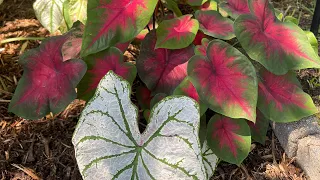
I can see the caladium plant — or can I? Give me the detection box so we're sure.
[10,0,320,177]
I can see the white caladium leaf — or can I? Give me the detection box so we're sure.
[202,141,219,178]
[73,71,217,179]
[69,0,87,24]
[33,0,65,33]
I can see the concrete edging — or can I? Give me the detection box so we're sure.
[272,115,320,180]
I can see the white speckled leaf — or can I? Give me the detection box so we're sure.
[202,141,219,178]
[69,0,87,24]
[72,71,216,180]
[33,0,65,33]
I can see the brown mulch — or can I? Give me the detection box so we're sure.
[0,0,318,179]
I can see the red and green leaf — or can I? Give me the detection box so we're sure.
[81,0,158,57]
[207,114,251,165]
[187,0,207,6]
[247,110,269,144]
[234,0,320,75]
[188,40,257,121]
[257,68,318,122]
[156,14,199,49]
[220,0,250,19]
[136,86,152,109]
[137,31,195,95]
[195,10,235,40]
[77,47,136,101]
[195,38,210,56]
[9,35,87,120]
[173,77,208,115]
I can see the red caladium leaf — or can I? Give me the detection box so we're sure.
[156,14,199,49]
[9,36,87,120]
[195,38,210,56]
[137,31,195,95]
[136,86,152,109]
[234,0,320,75]
[257,68,317,122]
[195,10,235,40]
[81,0,158,57]
[247,110,269,144]
[77,47,136,101]
[220,0,250,19]
[173,77,208,115]
[187,0,207,6]
[188,40,258,121]
[207,114,251,165]
[193,31,209,45]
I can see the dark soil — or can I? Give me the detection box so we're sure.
[0,0,319,179]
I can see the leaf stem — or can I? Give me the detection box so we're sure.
[0,37,45,45]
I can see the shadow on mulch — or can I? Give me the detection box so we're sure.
[0,0,317,179]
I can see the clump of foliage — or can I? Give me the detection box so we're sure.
[8,0,320,179]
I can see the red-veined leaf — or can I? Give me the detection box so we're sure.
[220,0,250,19]
[234,0,320,75]
[247,110,269,144]
[9,36,87,120]
[207,114,251,165]
[187,0,207,6]
[195,38,210,56]
[150,93,167,108]
[193,30,209,45]
[173,77,208,115]
[257,68,317,122]
[81,0,158,57]
[188,40,257,121]
[137,31,195,95]
[156,14,199,49]
[195,10,235,40]
[77,47,136,101]
[136,86,152,109]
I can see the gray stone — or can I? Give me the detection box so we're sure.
[272,115,320,180]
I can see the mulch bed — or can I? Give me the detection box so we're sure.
[0,0,318,179]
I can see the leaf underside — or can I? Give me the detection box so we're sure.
[72,71,217,179]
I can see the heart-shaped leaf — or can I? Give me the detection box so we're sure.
[220,0,250,19]
[33,0,65,33]
[69,0,87,24]
[234,0,320,75]
[173,77,208,115]
[247,110,269,144]
[195,38,210,56]
[156,15,199,49]
[150,93,167,108]
[207,114,251,165]
[202,140,219,178]
[137,31,195,95]
[257,69,318,122]
[9,35,87,120]
[77,47,136,101]
[165,0,183,17]
[195,10,235,40]
[72,71,217,179]
[81,0,158,57]
[188,40,258,122]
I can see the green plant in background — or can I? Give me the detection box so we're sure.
[7,0,320,179]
